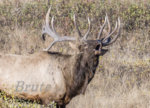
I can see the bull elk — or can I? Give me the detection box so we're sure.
[0,7,120,108]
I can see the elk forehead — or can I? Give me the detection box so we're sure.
[82,40,102,48]
[85,40,102,44]
[78,40,101,54]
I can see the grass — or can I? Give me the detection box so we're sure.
[0,0,150,108]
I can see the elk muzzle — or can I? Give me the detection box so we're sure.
[94,40,102,55]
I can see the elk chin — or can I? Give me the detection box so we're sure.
[94,50,101,55]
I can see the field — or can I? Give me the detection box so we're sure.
[0,0,150,108]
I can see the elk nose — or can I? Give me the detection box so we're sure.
[95,41,102,55]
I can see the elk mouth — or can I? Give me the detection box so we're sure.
[95,50,101,55]
[94,42,102,55]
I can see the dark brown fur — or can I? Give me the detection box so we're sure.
[49,40,106,106]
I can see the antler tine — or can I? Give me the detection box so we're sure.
[45,7,51,27]
[42,7,76,51]
[42,6,58,39]
[83,17,91,40]
[106,13,112,34]
[51,16,57,34]
[102,21,118,42]
[102,17,121,45]
[97,15,107,39]
[74,14,82,37]
[107,18,121,44]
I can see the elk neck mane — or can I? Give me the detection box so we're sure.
[45,51,99,103]
[71,53,99,95]
[52,51,99,103]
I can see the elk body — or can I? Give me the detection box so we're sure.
[0,7,120,108]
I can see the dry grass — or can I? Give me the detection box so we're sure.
[0,0,150,108]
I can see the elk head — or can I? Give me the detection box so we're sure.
[42,7,121,56]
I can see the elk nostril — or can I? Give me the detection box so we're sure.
[95,45,100,50]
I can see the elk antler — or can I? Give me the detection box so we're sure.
[73,15,82,37]
[42,7,76,51]
[97,14,107,39]
[73,15,91,41]
[102,18,121,45]
[97,14,121,46]
[42,7,120,51]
